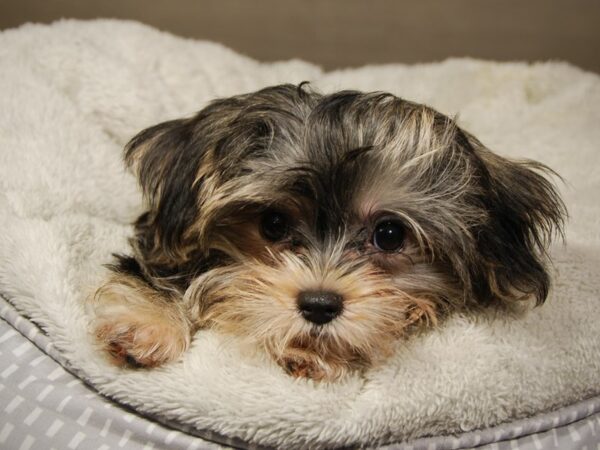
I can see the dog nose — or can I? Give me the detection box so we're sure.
[297,291,343,325]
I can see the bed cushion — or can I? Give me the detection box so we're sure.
[0,19,599,449]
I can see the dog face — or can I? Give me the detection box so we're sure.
[119,84,565,379]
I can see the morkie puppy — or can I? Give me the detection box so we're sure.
[90,83,566,381]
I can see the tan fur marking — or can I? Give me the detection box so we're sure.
[186,247,438,381]
[90,275,191,368]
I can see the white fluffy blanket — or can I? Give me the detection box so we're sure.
[1,19,599,449]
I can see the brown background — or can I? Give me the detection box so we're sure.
[2,0,599,74]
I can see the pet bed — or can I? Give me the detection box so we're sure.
[1,19,599,450]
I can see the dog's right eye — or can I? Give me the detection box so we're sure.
[260,210,290,242]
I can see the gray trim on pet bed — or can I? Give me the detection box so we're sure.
[2,294,599,450]
[382,399,600,450]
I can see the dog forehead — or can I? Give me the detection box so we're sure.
[209,87,468,225]
[240,145,386,234]
[230,146,384,222]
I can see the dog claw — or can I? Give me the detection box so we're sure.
[280,353,329,381]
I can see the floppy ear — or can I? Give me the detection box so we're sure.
[124,92,278,265]
[123,86,310,266]
[464,133,567,305]
[124,116,208,263]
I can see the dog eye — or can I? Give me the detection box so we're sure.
[260,210,290,242]
[372,220,405,252]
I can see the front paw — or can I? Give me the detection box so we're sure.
[278,351,341,381]
[93,311,190,368]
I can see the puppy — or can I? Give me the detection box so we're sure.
[91,83,565,381]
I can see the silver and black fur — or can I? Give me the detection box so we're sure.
[90,83,566,380]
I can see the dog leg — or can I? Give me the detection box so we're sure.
[90,274,191,368]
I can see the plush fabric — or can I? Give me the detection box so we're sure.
[0,19,598,449]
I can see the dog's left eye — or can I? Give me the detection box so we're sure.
[372,220,405,252]
[260,210,290,242]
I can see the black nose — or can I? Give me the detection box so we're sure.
[297,291,343,325]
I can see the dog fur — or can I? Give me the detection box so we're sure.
[90,83,566,381]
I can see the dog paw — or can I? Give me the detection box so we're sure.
[279,351,336,381]
[93,313,190,368]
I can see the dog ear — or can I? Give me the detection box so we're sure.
[462,132,567,305]
[124,112,217,263]
[125,97,246,266]
[123,86,310,266]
